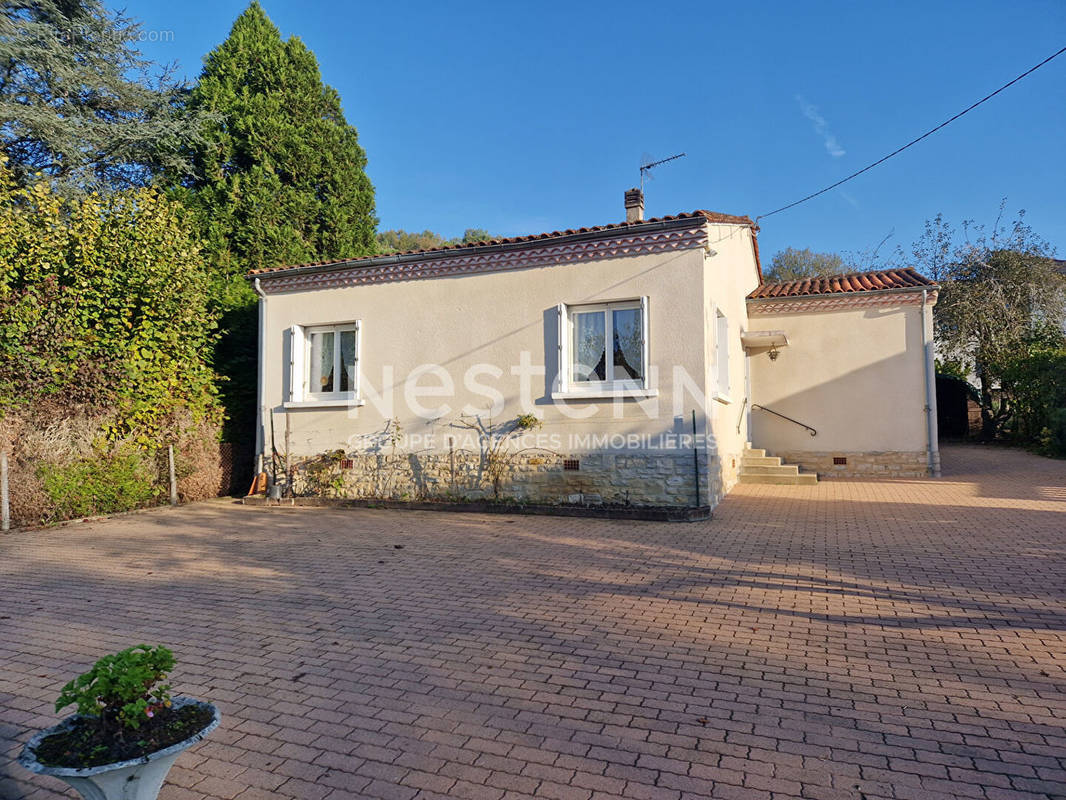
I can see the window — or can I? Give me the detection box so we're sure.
[555,298,652,397]
[288,321,362,406]
[715,309,730,401]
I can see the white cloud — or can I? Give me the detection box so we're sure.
[796,95,846,158]
[839,190,859,208]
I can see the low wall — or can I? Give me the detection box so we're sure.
[289,449,709,508]
[777,450,929,478]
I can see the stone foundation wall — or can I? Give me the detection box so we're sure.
[290,449,710,508]
[778,450,930,478]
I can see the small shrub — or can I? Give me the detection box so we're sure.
[515,413,540,431]
[1045,408,1066,457]
[56,645,174,732]
[36,645,215,768]
[1001,346,1066,446]
[301,449,347,497]
[39,446,157,519]
[4,411,108,525]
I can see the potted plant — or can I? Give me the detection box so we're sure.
[18,644,220,800]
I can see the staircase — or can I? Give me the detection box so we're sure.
[739,445,818,485]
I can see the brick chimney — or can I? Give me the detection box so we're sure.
[624,188,644,223]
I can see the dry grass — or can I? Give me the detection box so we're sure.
[172,414,223,502]
[1,407,223,527]
[4,412,108,526]
[16,414,103,465]
[7,465,50,527]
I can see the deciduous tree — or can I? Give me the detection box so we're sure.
[913,207,1066,439]
[376,229,450,254]
[376,227,496,254]
[765,247,849,282]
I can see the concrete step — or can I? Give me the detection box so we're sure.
[740,464,800,477]
[740,456,783,467]
[739,446,818,485]
[738,472,819,486]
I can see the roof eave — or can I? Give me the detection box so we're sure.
[746,284,939,302]
[249,215,719,282]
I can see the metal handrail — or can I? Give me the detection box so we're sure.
[752,404,817,437]
[736,397,748,435]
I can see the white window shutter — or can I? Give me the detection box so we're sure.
[289,324,305,402]
[556,303,568,393]
[640,295,649,388]
[354,319,362,399]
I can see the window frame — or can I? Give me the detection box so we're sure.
[553,297,655,400]
[286,320,363,408]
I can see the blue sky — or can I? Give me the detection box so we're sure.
[123,0,1066,263]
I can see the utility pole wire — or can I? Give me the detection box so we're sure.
[756,44,1066,224]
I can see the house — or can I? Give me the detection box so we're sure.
[248,189,940,510]
[746,269,940,478]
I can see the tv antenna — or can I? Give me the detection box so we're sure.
[640,152,686,192]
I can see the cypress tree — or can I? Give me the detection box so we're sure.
[176,2,377,442]
[177,1,376,297]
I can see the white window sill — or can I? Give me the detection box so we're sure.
[284,398,365,409]
[713,392,733,405]
[552,389,659,401]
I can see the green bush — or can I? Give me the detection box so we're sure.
[1001,346,1066,447]
[1045,408,1066,458]
[39,447,158,519]
[0,163,221,444]
[56,645,174,731]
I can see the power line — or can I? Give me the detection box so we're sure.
[756,44,1066,224]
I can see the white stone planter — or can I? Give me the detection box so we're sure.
[18,696,220,800]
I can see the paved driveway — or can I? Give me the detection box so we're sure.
[1,445,1064,800]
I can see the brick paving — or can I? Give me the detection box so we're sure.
[1,444,1064,800]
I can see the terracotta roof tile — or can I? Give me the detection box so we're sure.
[247,210,757,277]
[747,267,936,299]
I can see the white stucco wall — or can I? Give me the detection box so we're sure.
[747,297,932,456]
[262,248,701,452]
[702,225,761,502]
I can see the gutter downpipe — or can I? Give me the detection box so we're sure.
[253,278,267,478]
[921,289,941,477]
